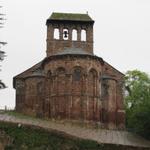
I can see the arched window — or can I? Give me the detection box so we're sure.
[81,29,86,41]
[88,69,97,96]
[73,67,82,81]
[101,80,109,98]
[72,29,77,41]
[72,67,83,94]
[54,28,60,39]
[63,28,69,40]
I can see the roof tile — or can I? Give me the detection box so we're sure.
[49,12,94,22]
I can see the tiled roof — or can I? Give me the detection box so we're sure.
[13,62,43,79]
[55,48,93,56]
[48,12,94,22]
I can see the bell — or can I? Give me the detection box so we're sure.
[64,31,68,38]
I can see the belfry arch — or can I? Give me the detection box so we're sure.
[72,29,78,41]
[88,69,98,97]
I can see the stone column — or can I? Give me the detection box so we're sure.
[65,73,72,119]
[116,81,125,129]
[47,24,54,40]
[107,79,117,129]
[68,28,72,41]
[85,73,89,121]
[46,24,54,56]
[77,27,81,41]
[15,80,25,113]
[59,26,63,40]
[82,73,88,121]
[95,78,101,122]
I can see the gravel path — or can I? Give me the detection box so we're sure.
[0,113,150,148]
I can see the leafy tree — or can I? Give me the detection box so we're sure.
[125,70,150,139]
[0,5,6,89]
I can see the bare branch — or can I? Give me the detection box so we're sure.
[0,42,7,45]
[0,80,6,89]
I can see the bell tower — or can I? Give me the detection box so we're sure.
[46,12,95,56]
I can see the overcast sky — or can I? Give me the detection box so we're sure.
[0,0,150,108]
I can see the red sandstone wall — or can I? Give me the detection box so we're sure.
[15,55,125,129]
[46,23,94,56]
[43,56,102,122]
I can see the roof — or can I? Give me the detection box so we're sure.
[104,61,125,77]
[48,12,94,22]
[13,61,43,79]
[13,61,45,88]
[55,48,93,56]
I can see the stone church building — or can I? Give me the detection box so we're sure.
[13,12,125,129]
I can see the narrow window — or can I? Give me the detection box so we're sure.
[81,29,86,41]
[101,80,109,98]
[54,28,60,39]
[88,69,97,96]
[73,68,82,81]
[72,29,77,41]
[63,29,69,40]
[72,67,83,94]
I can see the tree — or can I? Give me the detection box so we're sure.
[0,5,6,89]
[125,70,150,139]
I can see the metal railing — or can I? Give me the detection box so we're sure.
[0,106,15,111]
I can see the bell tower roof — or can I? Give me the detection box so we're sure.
[47,12,94,24]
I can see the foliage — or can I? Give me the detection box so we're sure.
[125,70,150,139]
[0,6,6,89]
[0,122,147,150]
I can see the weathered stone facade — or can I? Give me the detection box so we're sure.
[13,12,125,129]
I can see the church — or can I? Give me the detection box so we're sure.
[13,12,125,129]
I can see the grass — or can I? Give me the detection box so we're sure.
[2,110,34,119]
[0,122,149,150]
[0,110,43,123]
[0,121,102,150]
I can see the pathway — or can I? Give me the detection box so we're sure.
[0,113,150,148]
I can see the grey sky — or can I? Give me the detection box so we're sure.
[0,0,150,108]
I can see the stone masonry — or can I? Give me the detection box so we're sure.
[13,12,125,130]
